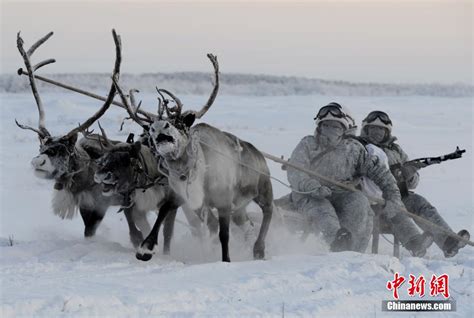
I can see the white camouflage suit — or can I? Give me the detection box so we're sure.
[287,131,406,252]
[362,133,455,251]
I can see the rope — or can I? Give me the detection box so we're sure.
[27,72,471,246]
[381,234,395,245]
[261,151,474,247]
[198,139,319,195]
[197,139,473,247]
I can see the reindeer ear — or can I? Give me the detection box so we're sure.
[130,141,142,158]
[126,133,135,144]
[39,135,50,145]
[182,112,196,128]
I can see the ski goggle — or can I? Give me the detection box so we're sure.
[314,103,345,120]
[363,111,392,126]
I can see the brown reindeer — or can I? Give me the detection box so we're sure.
[14,30,150,246]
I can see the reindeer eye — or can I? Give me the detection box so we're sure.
[46,149,56,156]
[164,123,170,129]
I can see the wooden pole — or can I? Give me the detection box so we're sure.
[17,69,155,118]
[16,70,473,247]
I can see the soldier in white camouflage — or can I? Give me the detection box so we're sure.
[286,102,433,255]
[359,110,470,257]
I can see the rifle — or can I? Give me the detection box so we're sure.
[390,147,466,196]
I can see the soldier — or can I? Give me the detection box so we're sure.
[286,102,433,255]
[359,110,470,257]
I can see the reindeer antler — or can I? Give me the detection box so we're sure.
[113,78,155,130]
[97,121,114,150]
[64,29,122,139]
[15,31,55,140]
[155,88,173,119]
[156,88,184,119]
[194,54,219,119]
[157,97,165,119]
[154,54,219,121]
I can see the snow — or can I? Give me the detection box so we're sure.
[0,92,473,317]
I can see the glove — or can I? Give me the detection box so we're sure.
[312,185,332,199]
[401,164,419,180]
[301,179,332,198]
[383,199,404,219]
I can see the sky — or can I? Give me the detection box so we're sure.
[0,0,472,85]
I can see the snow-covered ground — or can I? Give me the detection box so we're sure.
[0,92,472,317]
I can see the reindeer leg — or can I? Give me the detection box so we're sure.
[123,208,144,249]
[162,208,177,255]
[218,208,231,262]
[182,205,206,238]
[133,209,151,237]
[136,200,176,261]
[253,179,274,260]
[253,203,272,259]
[207,209,219,236]
[80,208,105,238]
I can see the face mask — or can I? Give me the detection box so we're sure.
[366,126,387,144]
[317,121,345,147]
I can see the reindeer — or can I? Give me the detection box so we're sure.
[98,86,219,259]
[14,30,150,246]
[93,129,252,259]
[92,122,183,256]
[115,54,273,262]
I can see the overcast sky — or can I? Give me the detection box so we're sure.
[1,0,472,84]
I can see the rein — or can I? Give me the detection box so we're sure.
[116,150,166,213]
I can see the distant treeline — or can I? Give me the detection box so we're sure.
[1,72,472,97]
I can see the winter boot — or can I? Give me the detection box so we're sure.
[443,229,470,258]
[405,232,434,257]
[330,228,352,252]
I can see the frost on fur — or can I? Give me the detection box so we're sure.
[52,189,78,219]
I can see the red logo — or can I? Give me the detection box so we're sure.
[386,272,405,300]
[407,274,426,297]
[429,274,450,298]
[387,273,450,300]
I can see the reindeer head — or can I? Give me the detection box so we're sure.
[15,30,122,183]
[114,54,219,161]
[94,141,142,196]
[149,111,196,160]
[31,134,78,179]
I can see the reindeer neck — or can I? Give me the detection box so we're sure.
[131,147,162,190]
[164,137,202,183]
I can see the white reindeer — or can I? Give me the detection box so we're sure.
[115,55,274,262]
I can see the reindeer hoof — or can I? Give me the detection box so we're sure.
[253,246,265,260]
[136,244,155,262]
[84,228,96,238]
[136,252,153,261]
